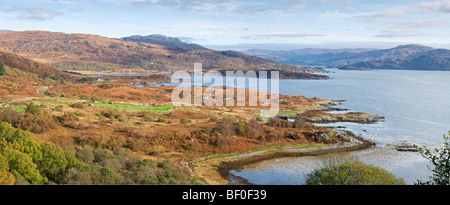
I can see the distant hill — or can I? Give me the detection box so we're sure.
[0,31,326,77]
[244,44,450,71]
[340,48,450,71]
[121,34,207,51]
[243,48,377,66]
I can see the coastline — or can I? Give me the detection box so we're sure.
[191,130,375,185]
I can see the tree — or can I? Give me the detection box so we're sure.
[1,147,47,184]
[39,143,70,183]
[0,60,6,76]
[305,159,405,185]
[0,154,15,185]
[25,103,43,116]
[415,132,450,185]
[0,122,43,163]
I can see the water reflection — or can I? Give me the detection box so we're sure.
[232,147,431,185]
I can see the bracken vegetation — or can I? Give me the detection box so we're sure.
[0,121,194,185]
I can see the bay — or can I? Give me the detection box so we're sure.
[231,69,450,185]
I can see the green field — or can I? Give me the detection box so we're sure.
[11,106,25,112]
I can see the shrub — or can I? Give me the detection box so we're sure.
[71,103,84,109]
[0,108,23,127]
[180,117,191,125]
[100,110,120,119]
[244,119,263,138]
[235,121,245,135]
[215,117,236,137]
[80,95,90,100]
[156,117,167,123]
[140,112,154,122]
[57,112,79,125]
[305,159,405,185]
[98,84,114,89]
[268,118,292,128]
[25,103,43,116]
[293,118,308,128]
[17,113,56,134]
[212,135,228,148]
[91,96,103,102]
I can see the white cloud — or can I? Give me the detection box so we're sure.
[242,33,325,39]
[391,19,448,29]
[420,0,450,13]
[373,29,431,38]
[354,10,407,22]
[8,7,63,20]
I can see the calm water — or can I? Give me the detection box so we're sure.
[231,69,450,185]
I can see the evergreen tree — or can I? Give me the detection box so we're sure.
[0,60,6,76]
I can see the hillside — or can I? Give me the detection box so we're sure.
[121,34,207,51]
[0,49,73,77]
[0,31,325,76]
[244,44,437,67]
[340,52,450,71]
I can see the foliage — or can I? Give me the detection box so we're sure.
[0,171,15,185]
[305,158,405,185]
[0,120,194,185]
[0,60,6,76]
[415,132,450,185]
[0,108,23,127]
[25,103,43,116]
[17,113,56,134]
[71,103,85,109]
[39,143,79,183]
[180,117,191,124]
[0,143,47,185]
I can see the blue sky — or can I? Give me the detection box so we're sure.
[1,0,450,50]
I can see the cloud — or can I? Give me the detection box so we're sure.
[176,36,205,43]
[354,10,407,22]
[420,0,450,13]
[8,7,62,20]
[242,33,325,39]
[391,19,448,29]
[129,0,235,11]
[285,0,330,5]
[129,0,290,15]
[373,29,431,38]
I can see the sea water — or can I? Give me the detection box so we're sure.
[231,69,450,185]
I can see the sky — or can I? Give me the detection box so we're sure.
[1,0,450,50]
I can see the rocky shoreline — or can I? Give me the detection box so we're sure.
[300,113,385,124]
[192,129,375,185]
[191,99,383,185]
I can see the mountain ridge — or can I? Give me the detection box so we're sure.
[244,44,450,71]
[0,30,327,78]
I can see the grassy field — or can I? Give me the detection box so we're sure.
[11,106,25,112]
[279,109,303,116]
